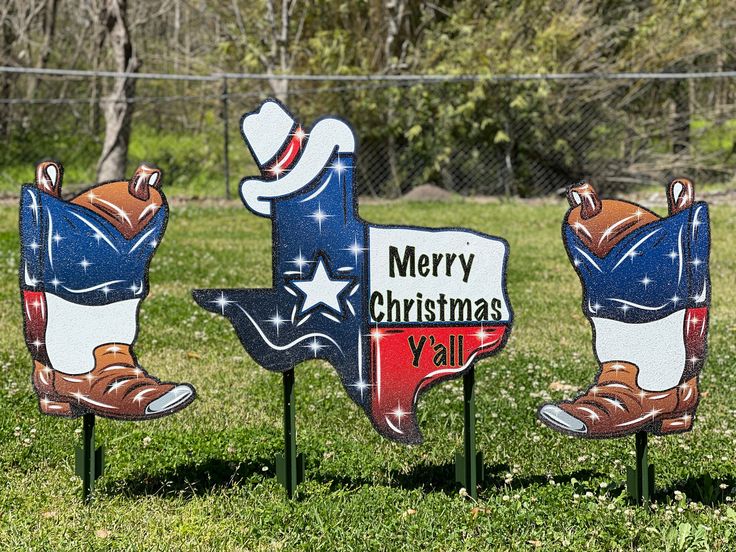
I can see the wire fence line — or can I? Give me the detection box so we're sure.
[1,66,735,198]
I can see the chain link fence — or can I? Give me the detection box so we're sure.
[1,68,735,198]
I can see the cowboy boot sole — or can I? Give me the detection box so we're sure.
[33,384,196,421]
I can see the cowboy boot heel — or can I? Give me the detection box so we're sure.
[32,362,82,417]
[37,395,80,417]
[653,410,695,434]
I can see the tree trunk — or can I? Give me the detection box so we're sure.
[672,80,690,155]
[96,0,140,183]
[268,77,289,103]
[25,0,58,99]
[0,9,17,138]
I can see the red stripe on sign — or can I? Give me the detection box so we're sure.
[369,324,507,441]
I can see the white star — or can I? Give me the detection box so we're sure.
[671,294,681,306]
[691,258,702,268]
[573,258,581,267]
[309,203,333,233]
[211,292,233,315]
[592,302,602,312]
[667,250,678,262]
[52,232,63,245]
[639,275,652,289]
[50,277,61,290]
[92,230,104,244]
[689,355,700,364]
[293,257,351,316]
[618,303,631,315]
[27,241,39,251]
[32,339,44,350]
[150,239,158,248]
[102,285,112,297]
[79,258,91,272]
[265,308,286,336]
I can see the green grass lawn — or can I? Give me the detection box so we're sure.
[1,198,735,550]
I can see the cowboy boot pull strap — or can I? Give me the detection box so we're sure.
[567,180,602,219]
[128,164,162,201]
[667,177,695,215]
[35,160,63,197]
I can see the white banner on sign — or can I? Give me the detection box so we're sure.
[368,226,510,324]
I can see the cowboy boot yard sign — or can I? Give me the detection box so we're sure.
[535,179,710,503]
[20,162,196,419]
[194,100,513,445]
[538,179,710,438]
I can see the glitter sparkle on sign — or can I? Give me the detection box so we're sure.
[639,275,652,289]
[331,158,346,174]
[343,238,366,265]
[305,337,325,357]
[266,308,286,336]
[293,126,307,142]
[79,257,91,272]
[350,379,370,400]
[390,403,407,428]
[309,203,332,233]
[211,292,233,315]
[289,249,312,277]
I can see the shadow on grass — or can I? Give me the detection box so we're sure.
[111,457,606,499]
[655,473,736,506]
[110,456,275,498]
[313,463,603,496]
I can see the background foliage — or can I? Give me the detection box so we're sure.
[1,0,736,196]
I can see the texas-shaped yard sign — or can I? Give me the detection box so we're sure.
[194,100,512,444]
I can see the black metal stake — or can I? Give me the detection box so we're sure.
[455,367,483,499]
[627,431,654,505]
[221,76,231,200]
[275,369,304,498]
[75,413,104,503]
